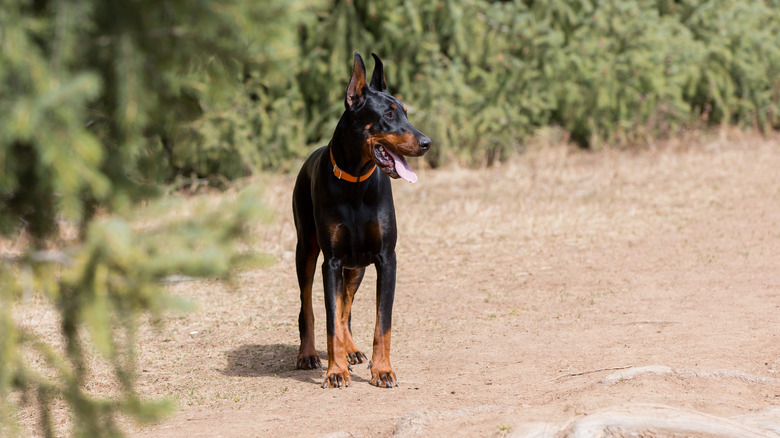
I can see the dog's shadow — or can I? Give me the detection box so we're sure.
[220,343,370,385]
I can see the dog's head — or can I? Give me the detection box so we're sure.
[345,52,431,183]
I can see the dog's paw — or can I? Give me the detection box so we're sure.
[296,354,321,370]
[321,366,351,388]
[369,364,397,388]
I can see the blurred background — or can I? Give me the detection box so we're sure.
[4,0,780,200]
[155,0,780,176]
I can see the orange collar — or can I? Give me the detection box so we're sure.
[330,148,376,183]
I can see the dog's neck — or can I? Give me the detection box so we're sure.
[329,112,374,178]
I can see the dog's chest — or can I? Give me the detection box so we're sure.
[338,212,380,257]
[324,202,393,268]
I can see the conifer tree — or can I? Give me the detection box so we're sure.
[0,0,300,436]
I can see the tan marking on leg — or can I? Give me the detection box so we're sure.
[342,269,367,365]
[324,297,352,388]
[370,327,395,388]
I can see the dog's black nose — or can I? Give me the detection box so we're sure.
[418,136,431,152]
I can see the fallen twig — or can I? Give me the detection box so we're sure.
[612,320,681,325]
[548,365,633,382]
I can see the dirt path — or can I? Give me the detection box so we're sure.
[131,132,780,437]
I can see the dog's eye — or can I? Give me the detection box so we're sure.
[384,111,394,120]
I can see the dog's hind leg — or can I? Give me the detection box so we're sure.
[293,174,321,370]
[295,233,320,369]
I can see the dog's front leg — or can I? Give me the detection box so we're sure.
[370,251,397,388]
[321,258,352,388]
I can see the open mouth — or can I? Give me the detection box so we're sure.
[373,144,418,183]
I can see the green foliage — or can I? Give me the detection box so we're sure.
[0,0,278,436]
[69,0,778,175]
[1,188,269,437]
[292,0,780,155]
[682,1,780,132]
[166,1,315,178]
[542,1,700,147]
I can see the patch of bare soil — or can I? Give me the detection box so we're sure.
[15,131,780,437]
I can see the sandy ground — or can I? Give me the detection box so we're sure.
[13,131,780,436]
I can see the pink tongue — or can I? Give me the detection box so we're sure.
[385,148,418,183]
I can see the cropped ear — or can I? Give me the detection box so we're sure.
[369,53,387,91]
[345,52,368,109]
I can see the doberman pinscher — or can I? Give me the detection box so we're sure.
[292,52,431,388]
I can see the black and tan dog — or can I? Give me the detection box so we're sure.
[292,52,431,388]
